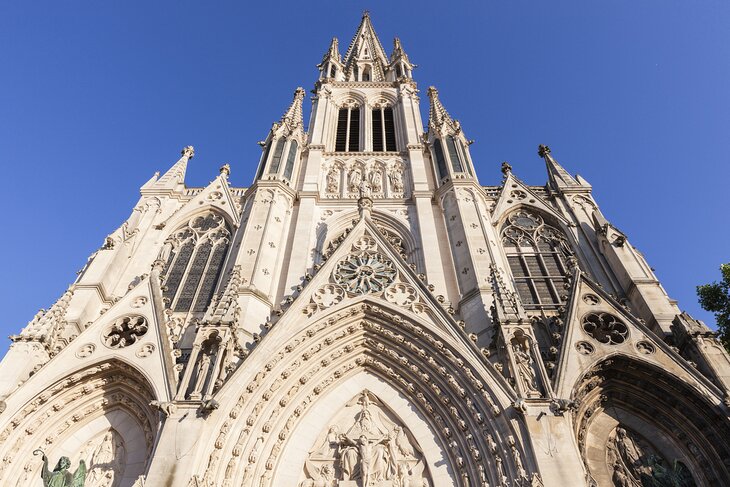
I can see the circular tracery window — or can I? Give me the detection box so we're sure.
[334,252,396,295]
[103,315,149,349]
[582,312,628,345]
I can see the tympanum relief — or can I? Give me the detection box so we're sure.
[300,390,431,487]
[607,426,695,487]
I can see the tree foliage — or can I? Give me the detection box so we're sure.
[697,263,730,353]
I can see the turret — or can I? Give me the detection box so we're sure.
[426,87,475,184]
[317,37,344,81]
[388,37,415,81]
[254,87,306,185]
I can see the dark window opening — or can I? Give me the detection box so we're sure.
[269,138,286,174]
[446,136,464,173]
[434,139,448,181]
[283,140,298,180]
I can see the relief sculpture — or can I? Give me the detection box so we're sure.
[300,390,431,487]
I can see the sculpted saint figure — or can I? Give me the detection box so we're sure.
[35,449,86,487]
[512,343,538,393]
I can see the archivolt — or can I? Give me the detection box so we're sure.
[196,301,533,487]
[572,355,730,485]
[0,359,158,484]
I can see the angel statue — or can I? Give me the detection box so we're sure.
[34,449,86,487]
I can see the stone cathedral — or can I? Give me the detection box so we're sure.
[2,12,730,487]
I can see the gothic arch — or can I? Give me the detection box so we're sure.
[0,359,158,486]
[332,90,367,108]
[572,355,730,486]
[194,299,534,487]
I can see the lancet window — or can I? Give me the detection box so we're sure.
[445,136,464,173]
[335,105,361,152]
[501,210,572,310]
[268,138,287,174]
[433,139,448,181]
[160,212,231,313]
[283,140,298,180]
[372,106,397,152]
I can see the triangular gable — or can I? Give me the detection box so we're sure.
[165,174,241,230]
[272,216,468,344]
[552,273,723,400]
[491,173,571,228]
[16,273,176,402]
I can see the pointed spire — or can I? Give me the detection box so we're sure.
[537,145,580,189]
[391,37,409,63]
[427,87,460,134]
[319,37,341,67]
[279,87,305,133]
[156,146,194,187]
[343,11,389,81]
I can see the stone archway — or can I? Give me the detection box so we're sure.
[0,360,158,487]
[279,372,451,487]
[196,302,533,487]
[572,356,730,486]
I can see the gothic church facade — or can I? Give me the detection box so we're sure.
[1,13,729,487]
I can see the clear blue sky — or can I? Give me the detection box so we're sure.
[1,1,728,356]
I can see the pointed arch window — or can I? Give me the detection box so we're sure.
[160,212,231,313]
[501,210,572,310]
[268,138,286,174]
[371,106,396,152]
[362,66,371,81]
[335,106,360,152]
[445,136,464,173]
[283,140,298,180]
[433,139,448,181]
[329,65,336,78]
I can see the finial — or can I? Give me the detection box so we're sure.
[181,146,195,159]
[538,144,551,158]
[427,86,438,98]
[362,10,370,18]
[219,164,231,177]
[501,162,512,176]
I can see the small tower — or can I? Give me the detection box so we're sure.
[317,37,344,82]
[388,37,415,81]
[426,86,475,183]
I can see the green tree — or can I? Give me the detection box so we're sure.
[697,263,730,353]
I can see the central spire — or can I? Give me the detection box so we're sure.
[342,11,389,82]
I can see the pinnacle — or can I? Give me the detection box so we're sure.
[427,86,459,134]
[280,87,305,132]
[538,144,580,188]
[156,145,194,187]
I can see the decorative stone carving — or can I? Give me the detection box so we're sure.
[607,425,695,487]
[334,253,396,295]
[582,294,600,306]
[300,390,431,487]
[635,341,655,355]
[575,341,595,355]
[582,313,628,345]
[384,283,417,307]
[327,168,340,193]
[313,284,346,308]
[135,343,156,358]
[75,343,96,359]
[78,429,126,487]
[510,331,541,397]
[102,316,149,349]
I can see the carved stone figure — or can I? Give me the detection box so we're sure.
[512,341,538,395]
[349,167,362,192]
[369,167,383,192]
[301,390,431,486]
[35,449,86,487]
[326,168,340,193]
[388,169,404,193]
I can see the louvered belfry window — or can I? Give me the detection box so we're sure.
[335,106,360,152]
[501,210,571,310]
[161,212,231,313]
[445,136,464,173]
[372,106,397,152]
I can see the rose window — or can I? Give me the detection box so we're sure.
[582,312,628,345]
[334,252,396,295]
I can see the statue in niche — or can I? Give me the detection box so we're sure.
[34,449,86,487]
[349,167,363,193]
[369,167,383,193]
[388,170,404,194]
[607,426,696,487]
[301,390,431,487]
[189,333,221,400]
[511,334,539,396]
[327,168,340,193]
